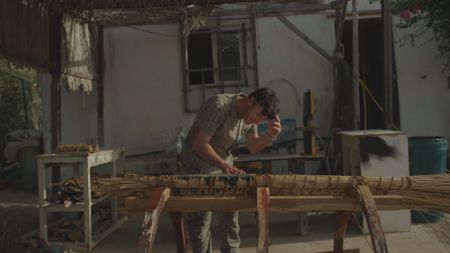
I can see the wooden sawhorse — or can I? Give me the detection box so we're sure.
[136,183,389,253]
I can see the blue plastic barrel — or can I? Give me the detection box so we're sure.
[408,136,448,223]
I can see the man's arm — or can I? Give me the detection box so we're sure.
[191,128,245,174]
[246,116,282,154]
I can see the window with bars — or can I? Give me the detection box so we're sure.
[182,18,257,112]
[185,21,252,87]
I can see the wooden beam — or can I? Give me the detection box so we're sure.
[352,185,389,253]
[333,0,348,54]
[213,4,333,17]
[382,0,394,130]
[137,187,171,253]
[123,195,407,213]
[351,0,360,130]
[257,187,270,253]
[276,13,333,63]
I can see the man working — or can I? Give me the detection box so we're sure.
[181,88,281,253]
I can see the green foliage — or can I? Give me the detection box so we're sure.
[0,59,36,83]
[0,59,39,164]
[390,0,450,70]
[368,0,450,70]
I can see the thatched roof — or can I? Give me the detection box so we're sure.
[1,0,324,70]
[22,0,321,22]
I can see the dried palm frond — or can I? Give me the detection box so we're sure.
[72,173,450,213]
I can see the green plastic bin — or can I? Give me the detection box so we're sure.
[17,146,39,191]
[408,136,448,223]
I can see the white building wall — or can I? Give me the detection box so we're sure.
[257,14,335,136]
[60,88,98,144]
[100,14,336,156]
[336,0,450,139]
[103,24,194,155]
[46,1,449,160]
[393,20,450,139]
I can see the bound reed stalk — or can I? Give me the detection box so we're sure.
[85,174,450,213]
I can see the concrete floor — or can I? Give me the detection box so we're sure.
[1,188,449,253]
[91,212,450,253]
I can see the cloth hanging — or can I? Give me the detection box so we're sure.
[60,15,98,94]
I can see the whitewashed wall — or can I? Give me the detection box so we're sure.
[336,0,450,140]
[257,14,335,136]
[46,1,450,157]
[60,88,98,144]
[100,14,336,156]
[103,24,193,155]
[393,20,450,139]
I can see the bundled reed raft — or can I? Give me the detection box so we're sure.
[80,174,450,213]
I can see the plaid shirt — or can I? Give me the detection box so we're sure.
[181,93,257,174]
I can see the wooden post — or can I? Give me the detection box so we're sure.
[169,212,188,253]
[352,185,389,253]
[256,187,270,253]
[352,0,360,130]
[333,212,352,253]
[138,187,171,253]
[82,161,93,249]
[382,0,394,130]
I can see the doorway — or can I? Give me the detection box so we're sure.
[342,18,400,130]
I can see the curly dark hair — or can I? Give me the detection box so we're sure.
[249,88,280,120]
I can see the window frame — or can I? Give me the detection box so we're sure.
[180,16,259,112]
[184,21,251,87]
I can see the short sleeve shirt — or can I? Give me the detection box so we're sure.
[181,93,257,174]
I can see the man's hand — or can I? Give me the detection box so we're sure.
[267,115,282,139]
[222,163,246,174]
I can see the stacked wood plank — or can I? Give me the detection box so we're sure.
[55,144,99,153]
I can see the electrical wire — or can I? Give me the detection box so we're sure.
[359,79,400,131]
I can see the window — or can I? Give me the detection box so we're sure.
[182,18,257,111]
[187,31,215,85]
[185,20,252,87]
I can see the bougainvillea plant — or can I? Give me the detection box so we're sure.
[373,0,450,71]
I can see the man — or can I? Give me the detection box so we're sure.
[181,88,281,253]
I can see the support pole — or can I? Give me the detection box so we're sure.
[334,0,348,54]
[382,0,394,129]
[138,187,171,253]
[352,0,360,130]
[256,187,270,253]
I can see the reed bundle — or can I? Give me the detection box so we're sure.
[81,174,450,213]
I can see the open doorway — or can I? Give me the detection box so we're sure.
[342,18,400,130]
